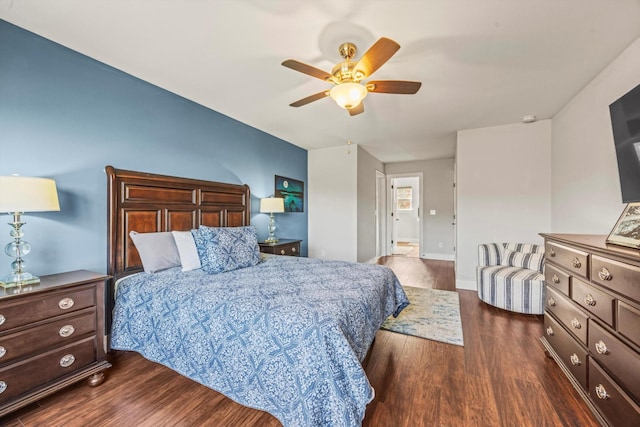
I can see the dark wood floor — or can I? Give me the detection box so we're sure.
[2,257,599,427]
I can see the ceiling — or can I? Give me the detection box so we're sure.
[2,1,640,163]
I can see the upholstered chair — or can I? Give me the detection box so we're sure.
[476,243,545,315]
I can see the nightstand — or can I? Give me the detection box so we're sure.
[258,239,302,257]
[0,270,111,417]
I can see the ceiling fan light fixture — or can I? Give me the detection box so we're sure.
[329,82,368,109]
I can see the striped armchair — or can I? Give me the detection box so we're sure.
[476,243,545,315]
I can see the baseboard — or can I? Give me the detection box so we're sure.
[456,279,477,291]
[365,257,379,264]
[421,252,455,261]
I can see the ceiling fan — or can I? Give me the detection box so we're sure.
[282,37,421,116]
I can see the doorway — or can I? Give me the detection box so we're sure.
[388,174,423,258]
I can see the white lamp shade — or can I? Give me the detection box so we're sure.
[329,82,368,109]
[260,197,284,213]
[0,176,60,212]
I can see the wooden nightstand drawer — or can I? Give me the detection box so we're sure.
[0,285,96,333]
[258,239,301,257]
[0,336,96,404]
[0,309,96,366]
[0,270,110,418]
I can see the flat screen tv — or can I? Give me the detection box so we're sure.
[610,82,640,203]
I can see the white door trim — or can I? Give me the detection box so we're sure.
[386,172,423,257]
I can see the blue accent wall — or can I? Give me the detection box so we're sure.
[0,19,308,278]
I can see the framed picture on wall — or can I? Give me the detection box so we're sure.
[607,202,640,248]
[275,175,304,212]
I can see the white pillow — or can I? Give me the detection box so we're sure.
[172,230,201,271]
[129,231,181,273]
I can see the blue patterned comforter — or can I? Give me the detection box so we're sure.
[111,255,408,426]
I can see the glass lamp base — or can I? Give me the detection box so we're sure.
[1,273,40,288]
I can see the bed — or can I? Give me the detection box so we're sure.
[105,166,409,427]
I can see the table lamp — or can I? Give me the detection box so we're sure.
[0,176,60,287]
[260,197,284,243]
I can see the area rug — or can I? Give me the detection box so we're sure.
[381,286,464,346]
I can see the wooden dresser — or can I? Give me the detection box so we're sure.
[0,270,111,417]
[540,234,640,426]
[258,239,302,257]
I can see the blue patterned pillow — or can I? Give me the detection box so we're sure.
[191,226,261,274]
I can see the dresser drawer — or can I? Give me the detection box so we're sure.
[545,263,570,296]
[545,242,589,279]
[571,278,615,327]
[619,300,640,349]
[545,286,588,345]
[0,336,96,404]
[0,286,96,332]
[591,255,640,304]
[589,319,640,400]
[0,309,96,366]
[544,313,588,390]
[588,358,640,427]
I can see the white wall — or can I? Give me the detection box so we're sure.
[552,36,640,233]
[456,120,552,290]
[386,158,455,260]
[308,145,357,261]
[357,146,385,263]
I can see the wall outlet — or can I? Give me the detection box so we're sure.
[438,242,443,248]
[429,209,436,215]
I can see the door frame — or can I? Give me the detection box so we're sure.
[375,170,386,258]
[386,172,423,257]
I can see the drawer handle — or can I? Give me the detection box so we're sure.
[571,257,581,269]
[0,314,5,326]
[0,346,5,359]
[58,298,75,310]
[552,274,560,284]
[291,247,296,253]
[549,248,556,257]
[59,325,75,338]
[571,318,582,329]
[547,297,556,307]
[546,326,554,336]
[598,267,612,281]
[595,340,609,355]
[569,353,581,366]
[60,354,76,368]
[280,249,286,255]
[595,384,609,400]
[584,294,596,306]
[0,381,6,395]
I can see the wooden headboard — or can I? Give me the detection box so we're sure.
[106,165,251,281]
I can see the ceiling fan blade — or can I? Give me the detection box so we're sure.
[367,80,422,94]
[348,102,364,116]
[354,37,400,78]
[289,91,330,107]
[282,59,333,81]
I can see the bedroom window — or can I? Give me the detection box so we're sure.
[397,187,412,211]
